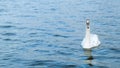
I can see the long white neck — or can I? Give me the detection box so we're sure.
[85,19,90,46]
[85,28,90,41]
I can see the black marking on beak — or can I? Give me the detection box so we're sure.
[87,23,89,29]
[86,19,90,29]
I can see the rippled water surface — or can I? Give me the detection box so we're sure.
[0,0,120,68]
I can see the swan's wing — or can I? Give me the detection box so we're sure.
[81,37,90,48]
[90,34,100,47]
[81,38,85,46]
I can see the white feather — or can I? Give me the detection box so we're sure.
[81,34,100,49]
[81,19,100,49]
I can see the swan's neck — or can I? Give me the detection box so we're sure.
[85,19,90,46]
[85,28,90,40]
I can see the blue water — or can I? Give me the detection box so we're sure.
[0,0,120,68]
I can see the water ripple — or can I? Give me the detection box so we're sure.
[56,28,75,32]
[53,34,70,38]
[0,0,120,68]
[1,33,16,36]
[0,25,14,28]
[55,50,73,56]
[29,60,55,66]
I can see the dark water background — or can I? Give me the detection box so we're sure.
[0,0,120,68]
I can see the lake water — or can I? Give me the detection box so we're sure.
[0,0,120,68]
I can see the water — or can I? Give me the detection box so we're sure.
[0,0,120,68]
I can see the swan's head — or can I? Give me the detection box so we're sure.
[86,19,90,29]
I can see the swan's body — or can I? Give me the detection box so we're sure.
[81,19,100,49]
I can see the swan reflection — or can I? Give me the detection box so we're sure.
[84,49,93,66]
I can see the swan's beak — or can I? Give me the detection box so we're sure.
[86,19,90,29]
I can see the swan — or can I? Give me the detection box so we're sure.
[81,19,100,49]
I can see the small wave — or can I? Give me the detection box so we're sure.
[53,34,70,38]
[50,8,57,11]
[55,50,73,56]
[34,49,50,53]
[29,60,54,66]
[57,28,75,32]
[44,33,71,38]
[109,48,120,53]
[1,33,16,36]
[15,15,36,18]
[3,38,12,41]
[0,9,8,12]
[0,25,15,28]
[2,38,19,42]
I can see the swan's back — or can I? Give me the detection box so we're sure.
[81,34,100,49]
[90,34,100,47]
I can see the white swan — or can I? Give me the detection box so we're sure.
[81,19,100,49]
